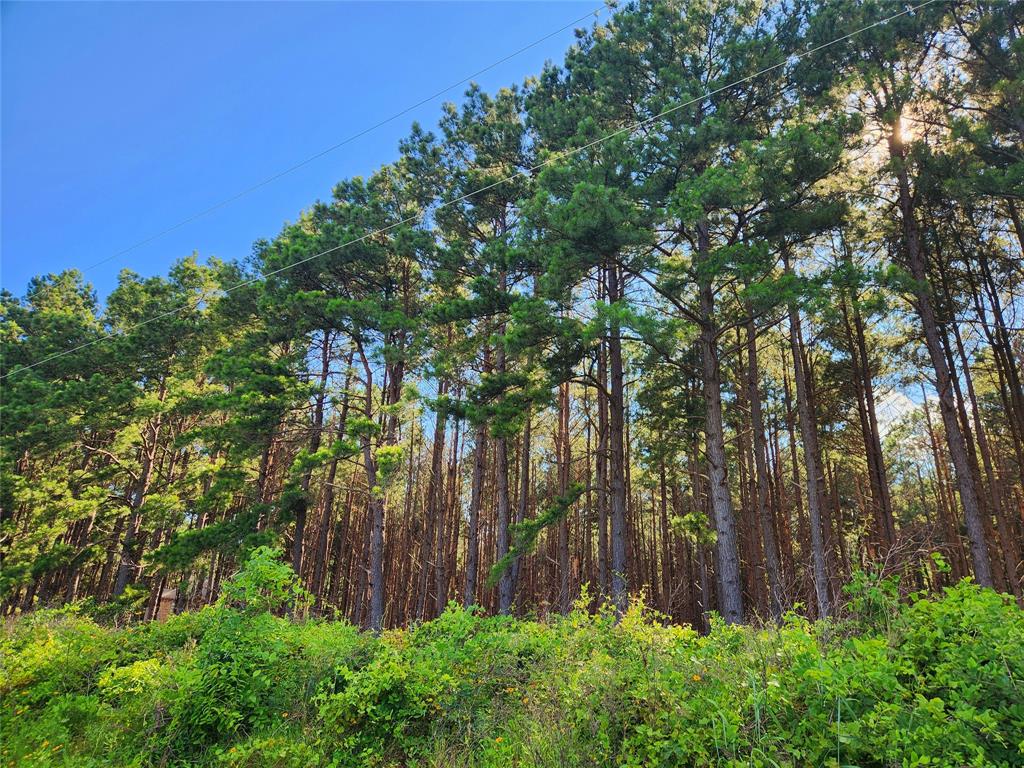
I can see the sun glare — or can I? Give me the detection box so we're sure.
[896,114,919,144]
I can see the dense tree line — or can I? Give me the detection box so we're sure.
[2,0,1021,630]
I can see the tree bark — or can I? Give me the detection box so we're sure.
[293,332,333,575]
[744,311,783,620]
[606,261,630,615]
[783,255,833,620]
[113,377,167,597]
[557,380,572,612]
[887,127,993,587]
[696,221,743,624]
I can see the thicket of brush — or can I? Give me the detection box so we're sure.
[2,546,1022,768]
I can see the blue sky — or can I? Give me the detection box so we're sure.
[2,1,599,300]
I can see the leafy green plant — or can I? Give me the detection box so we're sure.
[163,548,313,759]
[314,639,451,766]
[219,545,312,616]
[2,579,1022,767]
[840,567,901,632]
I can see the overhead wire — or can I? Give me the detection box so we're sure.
[1,0,943,382]
[79,4,607,273]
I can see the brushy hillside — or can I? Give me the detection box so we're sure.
[2,548,1022,768]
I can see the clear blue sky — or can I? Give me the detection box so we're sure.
[2,1,599,300]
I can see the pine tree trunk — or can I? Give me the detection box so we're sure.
[840,293,895,553]
[416,383,446,618]
[596,330,610,596]
[464,413,489,607]
[887,129,993,587]
[606,262,629,615]
[512,408,531,602]
[697,222,743,624]
[441,410,462,612]
[783,257,833,619]
[744,312,783,620]
[494,328,515,614]
[557,381,571,612]
[431,398,449,617]
[293,332,333,575]
[113,377,167,597]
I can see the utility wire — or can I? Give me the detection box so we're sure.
[1,0,942,382]
[80,5,607,273]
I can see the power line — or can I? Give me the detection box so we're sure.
[79,4,607,273]
[1,0,942,382]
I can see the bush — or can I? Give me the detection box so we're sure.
[162,547,317,759]
[0,610,116,707]
[2,572,1021,768]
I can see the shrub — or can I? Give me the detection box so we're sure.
[162,547,316,759]
[212,733,321,768]
[314,638,450,766]
[0,610,116,706]
[2,576,1021,767]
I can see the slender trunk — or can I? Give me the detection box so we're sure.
[328,489,353,609]
[744,310,783,620]
[494,312,515,614]
[113,378,167,597]
[606,261,629,614]
[512,408,531,600]
[441,409,462,612]
[414,383,447,619]
[784,252,832,619]
[312,361,352,607]
[697,222,743,624]
[952,322,1022,600]
[977,254,1024,474]
[887,128,992,587]
[840,291,896,553]
[659,465,673,613]
[464,347,491,607]
[557,381,571,612]
[358,342,402,631]
[430,386,449,616]
[922,384,968,579]
[293,332,333,574]
[64,509,98,603]
[596,328,610,595]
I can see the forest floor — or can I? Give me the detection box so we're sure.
[2,559,1022,767]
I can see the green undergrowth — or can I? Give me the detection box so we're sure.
[2,549,1022,767]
